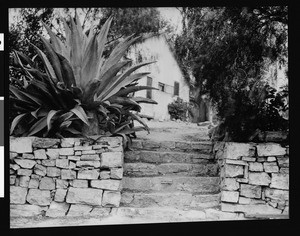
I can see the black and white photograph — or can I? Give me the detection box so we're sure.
[6,5,289,229]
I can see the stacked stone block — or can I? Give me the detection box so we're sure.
[214,141,289,218]
[10,136,124,218]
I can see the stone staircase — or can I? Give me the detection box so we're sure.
[120,139,221,211]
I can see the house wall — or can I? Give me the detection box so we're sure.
[128,36,190,121]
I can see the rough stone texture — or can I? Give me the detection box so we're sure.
[34,164,47,176]
[46,167,61,177]
[218,141,289,219]
[102,191,121,207]
[71,180,88,188]
[46,149,59,159]
[131,140,143,149]
[10,186,28,204]
[10,137,34,153]
[10,136,124,218]
[175,141,191,150]
[101,152,123,168]
[58,148,74,156]
[46,202,70,217]
[14,159,36,169]
[10,164,20,171]
[56,159,69,168]
[10,175,16,185]
[263,162,279,173]
[67,204,93,216]
[33,149,47,159]
[124,163,158,176]
[10,152,19,159]
[223,142,251,159]
[282,206,289,215]
[249,162,263,172]
[238,197,265,205]
[221,203,282,215]
[222,178,239,191]
[110,168,123,179]
[80,154,100,161]
[11,204,45,217]
[77,169,99,180]
[90,180,121,191]
[17,168,32,176]
[42,159,56,167]
[56,179,69,189]
[68,156,80,161]
[74,146,92,151]
[248,172,271,186]
[225,159,248,166]
[277,157,289,167]
[257,157,267,162]
[54,189,68,202]
[280,168,289,174]
[99,171,110,179]
[256,143,286,156]
[61,169,76,180]
[205,208,242,220]
[122,176,220,193]
[242,157,256,162]
[267,156,277,162]
[225,164,244,177]
[76,161,100,168]
[32,138,60,148]
[19,176,30,188]
[270,173,289,190]
[39,177,56,190]
[66,187,102,206]
[90,207,111,217]
[240,184,261,198]
[81,150,97,155]
[221,191,239,203]
[26,189,51,206]
[61,138,75,148]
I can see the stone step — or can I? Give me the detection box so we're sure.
[121,176,220,194]
[120,192,220,210]
[123,162,219,177]
[125,150,214,164]
[131,139,212,153]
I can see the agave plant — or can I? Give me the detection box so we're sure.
[10,13,158,138]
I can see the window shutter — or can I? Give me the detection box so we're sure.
[174,82,179,96]
[146,77,153,99]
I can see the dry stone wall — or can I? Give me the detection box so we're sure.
[214,141,289,218]
[10,136,124,218]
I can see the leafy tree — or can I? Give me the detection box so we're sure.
[174,6,288,141]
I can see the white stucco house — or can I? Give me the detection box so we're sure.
[127,35,190,121]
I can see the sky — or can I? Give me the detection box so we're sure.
[9,7,183,35]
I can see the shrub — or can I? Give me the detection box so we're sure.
[9,13,158,140]
[168,97,192,121]
[212,81,289,142]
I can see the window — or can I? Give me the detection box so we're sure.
[158,82,165,92]
[146,76,153,99]
[174,82,179,96]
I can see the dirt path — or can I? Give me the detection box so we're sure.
[134,120,211,142]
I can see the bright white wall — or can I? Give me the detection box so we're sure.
[128,36,190,120]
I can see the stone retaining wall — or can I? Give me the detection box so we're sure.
[214,141,289,218]
[10,136,124,218]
